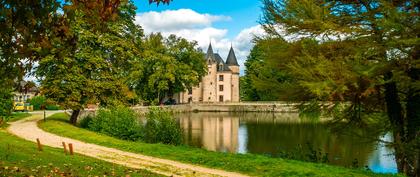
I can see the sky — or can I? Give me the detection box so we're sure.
[133,0,266,74]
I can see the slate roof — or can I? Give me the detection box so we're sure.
[205,43,237,72]
[214,54,231,71]
[205,43,216,63]
[226,46,239,66]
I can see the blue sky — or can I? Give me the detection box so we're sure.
[133,0,266,73]
[134,0,263,38]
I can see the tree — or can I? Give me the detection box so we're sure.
[129,33,206,104]
[261,0,419,175]
[36,0,143,124]
[243,38,311,101]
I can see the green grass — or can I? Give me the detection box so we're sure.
[0,113,32,128]
[39,113,403,177]
[0,119,161,176]
[8,112,31,122]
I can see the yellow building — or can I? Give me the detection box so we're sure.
[175,43,240,103]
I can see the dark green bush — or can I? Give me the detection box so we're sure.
[28,96,46,110]
[78,115,93,128]
[46,104,61,110]
[0,90,13,126]
[88,106,142,141]
[144,107,182,145]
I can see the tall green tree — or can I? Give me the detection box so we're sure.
[0,0,61,119]
[261,0,419,175]
[1,0,173,123]
[129,33,206,104]
[36,0,143,124]
[243,38,311,101]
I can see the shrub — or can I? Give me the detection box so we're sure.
[46,104,61,110]
[144,107,183,145]
[1,90,13,124]
[88,106,142,141]
[78,115,93,129]
[28,96,46,110]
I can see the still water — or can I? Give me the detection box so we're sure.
[175,112,397,174]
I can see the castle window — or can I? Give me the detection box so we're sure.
[210,82,212,85]
[219,85,224,91]
[219,75,224,81]
[188,88,192,95]
[218,64,223,71]
[219,95,224,102]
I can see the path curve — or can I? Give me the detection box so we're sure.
[7,112,248,177]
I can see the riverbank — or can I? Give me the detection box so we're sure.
[76,102,300,119]
[134,102,299,114]
[39,113,401,177]
[0,115,160,177]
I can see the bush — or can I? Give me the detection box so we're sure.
[46,104,61,110]
[144,107,183,145]
[28,96,46,110]
[78,116,93,129]
[1,90,13,124]
[88,106,142,141]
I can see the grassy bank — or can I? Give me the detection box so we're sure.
[8,112,31,122]
[0,113,31,128]
[0,120,160,176]
[39,113,402,177]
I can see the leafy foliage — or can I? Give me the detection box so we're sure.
[242,38,310,101]
[143,107,183,145]
[88,106,142,141]
[129,33,206,104]
[258,0,420,175]
[35,1,143,124]
[86,106,182,145]
[0,89,13,125]
[28,96,46,110]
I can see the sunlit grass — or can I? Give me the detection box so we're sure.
[0,116,161,177]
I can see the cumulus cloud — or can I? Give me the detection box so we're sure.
[136,9,231,32]
[135,9,265,75]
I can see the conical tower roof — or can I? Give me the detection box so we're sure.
[205,42,216,63]
[226,46,239,66]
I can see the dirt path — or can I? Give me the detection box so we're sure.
[7,112,248,177]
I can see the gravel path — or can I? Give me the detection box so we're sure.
[7,112,248,177]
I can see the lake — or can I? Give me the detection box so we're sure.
[174,112,397,174]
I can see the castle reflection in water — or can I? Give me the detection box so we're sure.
[178,112,316,153]
[174,112,398,174]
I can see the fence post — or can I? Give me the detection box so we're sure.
[68,143,74,155]
[62,142,68,155]
[36,138,43,151]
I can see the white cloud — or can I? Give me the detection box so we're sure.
[136,9,231,33]
[135,9,265,75]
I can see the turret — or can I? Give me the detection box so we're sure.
[206,42,216,64]
[226,46,239,74]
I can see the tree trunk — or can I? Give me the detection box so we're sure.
[406,68,420,177]
[384,72,408,174]
[70,109,80,125]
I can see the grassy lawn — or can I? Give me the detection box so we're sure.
[8,112,31,122]
[0,113,32,128]
[0,120,161,176]
[38,113,403,177]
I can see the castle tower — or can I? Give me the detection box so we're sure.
[226,46,240,102]
[202,42,218,102]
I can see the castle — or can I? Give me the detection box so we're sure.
[174,43,240,103]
